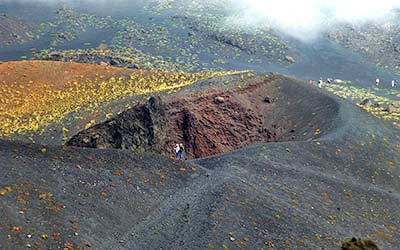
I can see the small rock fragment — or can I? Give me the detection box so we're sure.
[285,55,296,63]
[214,96,225,104]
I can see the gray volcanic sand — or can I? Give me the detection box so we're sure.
[0,74,399,249]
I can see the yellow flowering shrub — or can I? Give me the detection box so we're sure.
[0,61,242,136]
[324,84,400,128]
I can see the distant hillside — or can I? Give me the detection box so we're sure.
[327,20,400,75]
[0,13,34,46]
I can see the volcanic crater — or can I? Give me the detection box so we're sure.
[67,74,340,159]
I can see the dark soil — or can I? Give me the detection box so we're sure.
[1,73,398,250]
[0,2,399,249]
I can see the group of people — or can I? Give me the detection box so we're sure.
[375,78,398,88]
[175,143,185,160]
[310,77,398,88]
[309,78,333,89]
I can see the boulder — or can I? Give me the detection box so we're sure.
[264,96,275,103]
[359,98,379,108]
[382,103,400,113]
[285,55,296,63]
[341,237,380,250]
[214,96,225,104]
[334,79,344,84]
[97,43,109,50]
[47,52,61,60]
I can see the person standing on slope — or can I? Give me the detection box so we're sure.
[178,143,185,160]
[392,80,397,88]
[318,78,323,88]
[175,144,180,159]
[375,78,380,86]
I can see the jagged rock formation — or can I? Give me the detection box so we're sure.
[67,96,168,154]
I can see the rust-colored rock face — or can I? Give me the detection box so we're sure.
[167,83,281,158]
[68,79,286,159]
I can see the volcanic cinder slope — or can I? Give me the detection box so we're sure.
[0,60,232,143]
[0,62,399,249]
